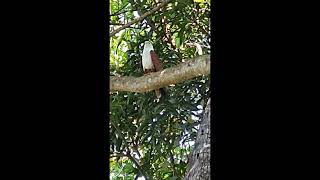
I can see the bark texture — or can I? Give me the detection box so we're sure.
[184,98,211,180]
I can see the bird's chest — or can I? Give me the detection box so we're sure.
[142,52,154,70]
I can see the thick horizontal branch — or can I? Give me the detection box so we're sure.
[110,0,171,37]
[110,54,210,93]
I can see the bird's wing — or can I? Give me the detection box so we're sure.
[150,50,163,72]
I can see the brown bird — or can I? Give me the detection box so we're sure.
[142,41,165,99]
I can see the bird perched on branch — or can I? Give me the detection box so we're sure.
[142,41,165,99]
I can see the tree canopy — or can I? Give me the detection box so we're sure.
[109,0,211,179]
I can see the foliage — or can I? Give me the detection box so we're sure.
[109,0,211,179]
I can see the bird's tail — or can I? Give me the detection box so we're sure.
[155,88,166,99]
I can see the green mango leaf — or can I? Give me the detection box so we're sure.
[175,37,181,49]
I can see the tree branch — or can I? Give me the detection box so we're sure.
[184,98,211,179]
[169,150,178,177]
[110,23,126,25]
[110,54,210,93]
[110,0,171,37]
[110,152,126,158]
[129,0,156,33]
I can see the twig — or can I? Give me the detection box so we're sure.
[169,151,178,177]
[129,0,156,32]
[110,0,171,37]
[110,120,149,179]
[192,8,210,37]
[110,23,126,25]
[110,10,130,17]
[125,149,149,179]
[110,24,142,30]
[110,152,126,158]
[162,15,176,49]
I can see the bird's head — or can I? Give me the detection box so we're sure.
[144,41,151,45]
[143,41,154,51]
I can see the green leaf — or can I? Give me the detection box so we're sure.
[175,37,181,49]
[194,0,204,3]
[170,176,178,180]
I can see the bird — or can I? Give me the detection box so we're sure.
[142,41,165,99]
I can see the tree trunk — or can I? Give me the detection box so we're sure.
[184,98,211,180]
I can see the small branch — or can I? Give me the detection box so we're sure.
[110,10,130,17]
[110,121,149,179]
[162,15,176,49]
[185,42,203,55]
[110,23,126,25]
[126,150,149,179]
[110,24,142,30]
[129,0,156,32]
[192,8,210,37]
[169,151,178,177]
[110,0,171,37]
[110,54,210,93]
[110,152,126,158]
